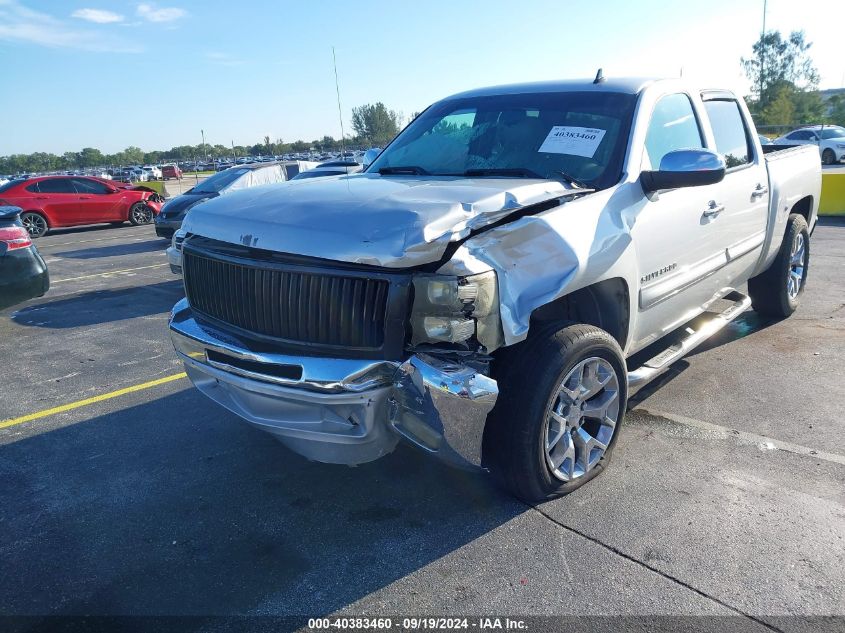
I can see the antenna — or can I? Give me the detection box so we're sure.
[593,68,605,84]
[332,47,346,157]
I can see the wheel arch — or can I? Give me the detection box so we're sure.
[22,209,51,226]
[527,277,631,349]
[790,195,813,225]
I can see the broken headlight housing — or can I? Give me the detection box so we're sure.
[409,270,504,352]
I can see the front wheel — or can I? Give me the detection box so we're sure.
[128,203,153,226]
[484,323,627,502]
[822,149,835,165]
[748,213,809,318]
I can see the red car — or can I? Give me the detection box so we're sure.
[0,176,163,238]
[161,165,182,180]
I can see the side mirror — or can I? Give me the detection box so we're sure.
[640,149,725,193]
[105,185,118,193]
[362,147,382,169]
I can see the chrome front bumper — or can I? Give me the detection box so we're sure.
[168,299,498,468]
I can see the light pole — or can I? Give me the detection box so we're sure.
[201,129,207,165]
[759,0,767,103]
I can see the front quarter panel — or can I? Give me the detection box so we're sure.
[442,185,641,351]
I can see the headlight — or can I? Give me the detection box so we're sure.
[172,229,186,251]
[409,270,503,351]
[836,144,845,150]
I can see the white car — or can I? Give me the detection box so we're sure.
[143,165,162,179]
[773,125,845,165]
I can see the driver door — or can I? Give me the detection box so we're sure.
[72,178,121,223]
[629,93,727,351]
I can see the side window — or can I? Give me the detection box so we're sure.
[703,99,752,168]
[25,183,40,193]
[73,178,109,194]
[644,94,704,168]
[36,178,76,194]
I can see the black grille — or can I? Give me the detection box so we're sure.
[183,248,392,350]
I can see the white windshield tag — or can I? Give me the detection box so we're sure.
[538,126,607,158]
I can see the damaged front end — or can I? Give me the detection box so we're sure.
[131,186,166,204]
[169,298,499,469]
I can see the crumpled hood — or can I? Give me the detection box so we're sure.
[181,173,577,267]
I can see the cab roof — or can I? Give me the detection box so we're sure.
[446,77,658,101]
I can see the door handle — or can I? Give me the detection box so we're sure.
[703,201,724,218]
[751,184,768,199]
[79,196,91,200]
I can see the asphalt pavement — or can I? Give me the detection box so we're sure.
[0,219,843,632]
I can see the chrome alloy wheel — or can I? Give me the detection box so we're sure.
[21,213,47,237]
[787,232,806,300]
[131,204,153,224]
[544,357,620,482]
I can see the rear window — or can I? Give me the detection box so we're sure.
[703,99,752,168]
[0,180,19,194]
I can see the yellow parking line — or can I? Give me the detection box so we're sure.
[52,263,169,283]
[0,372,187,430]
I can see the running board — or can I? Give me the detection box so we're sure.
[627,292,752,397]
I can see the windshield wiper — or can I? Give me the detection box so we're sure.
[464,167,592,191]
[463,168,544,178]
[378,166,429,175]
[553,171,591,190]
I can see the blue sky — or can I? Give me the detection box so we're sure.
[1,0,843,155]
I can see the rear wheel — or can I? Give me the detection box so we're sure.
[128,203,153,226]
[822,149,835,165]
[20,212,48,238]
[748,213,809,318]
[484,323,626,502]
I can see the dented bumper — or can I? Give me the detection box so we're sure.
[168,299,498,468]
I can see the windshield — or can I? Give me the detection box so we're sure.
[191,168,249,193]
[819,127,845,140]
[369,91,637,190]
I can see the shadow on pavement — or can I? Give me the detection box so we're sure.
[12,280,184,328]
[52,239,168,260]
[0,389,520,618]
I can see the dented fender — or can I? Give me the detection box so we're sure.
[438,186,642,350]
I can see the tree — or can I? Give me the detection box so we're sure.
[760,86,795,126]
[79,147,104,168]
[122,146,144,165]
[351,102,400,146]
[827,94,845,126]
[742,30,820,112]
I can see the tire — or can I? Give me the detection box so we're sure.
[20,212,48,238]
[822,149,835,166]
[748,213,809,318]
[484,322,627,502]
[128,202,153,226]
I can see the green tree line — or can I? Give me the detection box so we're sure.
[1,102,403,175]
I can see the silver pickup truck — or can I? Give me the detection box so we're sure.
[169,77,820,500]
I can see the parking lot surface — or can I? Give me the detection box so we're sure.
[1,220,844,631]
